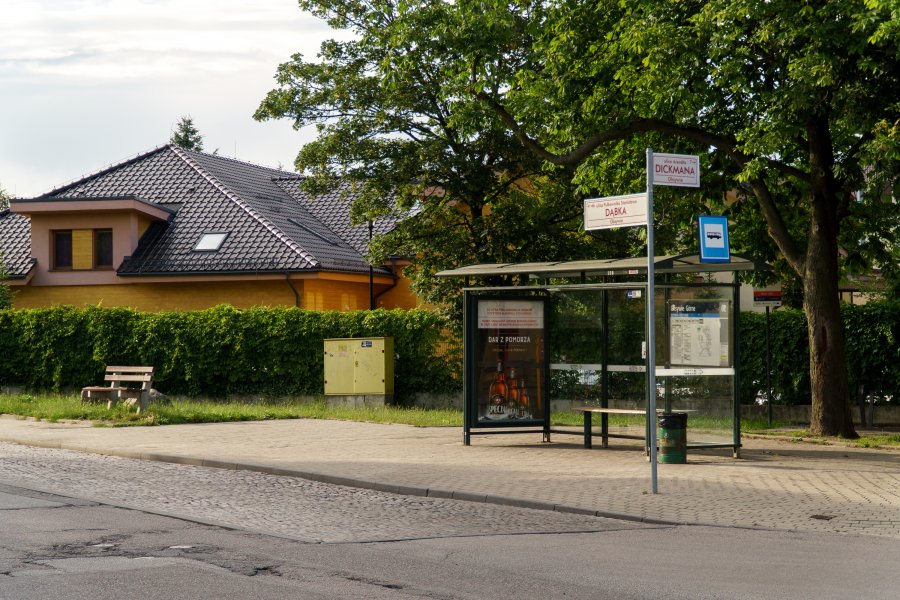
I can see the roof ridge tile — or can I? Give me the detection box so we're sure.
[39,145,171,198]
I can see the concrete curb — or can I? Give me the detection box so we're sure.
[3,435,693,529]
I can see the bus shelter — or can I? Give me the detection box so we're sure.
[437,254,767,457]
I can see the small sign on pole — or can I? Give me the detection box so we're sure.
[698,215,730,263]
[583,193,648,230]
[753,286,782,308]
[651,153,700,188]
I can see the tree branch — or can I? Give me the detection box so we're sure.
[748,178,805,275]
[474,92,810,183]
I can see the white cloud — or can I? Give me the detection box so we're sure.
[0,0,341,196]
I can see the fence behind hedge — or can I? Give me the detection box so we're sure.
[0,305,461,403]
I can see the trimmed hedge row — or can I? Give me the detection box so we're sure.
[739,301,900,404]
[0,305,460,402]
[1,301,896,406]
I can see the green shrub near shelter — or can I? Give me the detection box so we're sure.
[739,301,900,405]
[0,305,459,403]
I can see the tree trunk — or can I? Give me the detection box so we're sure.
[802,201,857,438]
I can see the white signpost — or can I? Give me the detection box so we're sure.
[583,151,700,494]
[651,153,700,188]
[583,193,648,231]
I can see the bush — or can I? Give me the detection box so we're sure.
[0,305,460,403]
[739,300,900,404]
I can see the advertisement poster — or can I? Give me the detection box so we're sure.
[474,298,546,423]
[668,301,731,367]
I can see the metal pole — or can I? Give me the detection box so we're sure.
[646,148,658,494]
[766,305,772,426]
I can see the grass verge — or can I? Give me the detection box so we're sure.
[0,393,759,431]
[0,393,461,427]
[748,427,900,449]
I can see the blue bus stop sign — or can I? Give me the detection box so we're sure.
[698,215,730,263]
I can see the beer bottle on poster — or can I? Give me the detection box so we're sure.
[507,368,520,418]
[518,376,531,419]
[487,361,508,417]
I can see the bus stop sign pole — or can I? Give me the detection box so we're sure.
[646,148,658,494]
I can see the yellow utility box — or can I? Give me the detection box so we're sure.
[324,337,394,396]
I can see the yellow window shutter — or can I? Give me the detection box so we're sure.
[72,229,93,270]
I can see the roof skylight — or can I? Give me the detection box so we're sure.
[194,232,228,251]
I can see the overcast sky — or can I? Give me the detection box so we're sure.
[0,0,334,197]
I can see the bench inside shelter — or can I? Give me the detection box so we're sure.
[571,406,654,450]
[81,366,154,414]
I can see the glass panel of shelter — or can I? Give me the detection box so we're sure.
[548,283,736,449]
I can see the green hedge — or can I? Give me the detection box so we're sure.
[739,301,900,404]
[0,305,460,402]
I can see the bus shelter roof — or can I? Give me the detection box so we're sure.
[436,254,766,279]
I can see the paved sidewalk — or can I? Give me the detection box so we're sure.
[1,416,898,539]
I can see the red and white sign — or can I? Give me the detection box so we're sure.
[753,286,782,307]
[583,193,648,231]
[652,153,700,188]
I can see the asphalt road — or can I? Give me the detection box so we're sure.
[1,442,899,599]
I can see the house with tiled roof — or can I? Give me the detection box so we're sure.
[0,145,417,311]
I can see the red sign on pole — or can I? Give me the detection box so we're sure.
[753,288,782,307]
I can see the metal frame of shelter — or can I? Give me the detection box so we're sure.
[438,254,768,456]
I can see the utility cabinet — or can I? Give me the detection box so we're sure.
[324,337,395,399]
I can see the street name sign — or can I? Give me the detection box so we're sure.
[652,153,700,187]
[583,193,648,230]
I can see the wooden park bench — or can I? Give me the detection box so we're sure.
[81,366,154,414]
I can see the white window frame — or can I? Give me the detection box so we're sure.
[194,232,228,252]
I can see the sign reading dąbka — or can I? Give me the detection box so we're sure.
[652,153,700,188]
[583,193,648,230]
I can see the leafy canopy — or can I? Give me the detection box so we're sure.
[256,1,660,310]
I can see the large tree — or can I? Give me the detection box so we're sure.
[440,0,898,437]
[255,1,639,310]
[261,0,897,436]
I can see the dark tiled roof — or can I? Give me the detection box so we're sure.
[26,145,396,276]
[0,209,35,278]
[273,179,403,256]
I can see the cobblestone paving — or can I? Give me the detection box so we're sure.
[0,442,650,543]
[1,418,898,539]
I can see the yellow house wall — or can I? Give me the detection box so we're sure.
[10,275,421,313]
[376,272,420,309]
[12,281,300,312]
[302,279,367,311]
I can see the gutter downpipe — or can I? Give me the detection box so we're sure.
[284,272,301,307]
[371,256,401,308]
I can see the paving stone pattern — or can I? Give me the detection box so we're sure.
[0,442,648,543]
[0,417,898,539]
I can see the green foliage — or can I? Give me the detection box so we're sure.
[170,115,204,152]
[255,1,646,316]
[740,301,900,404]
[0,265,13,310]
[0,305,460,402]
